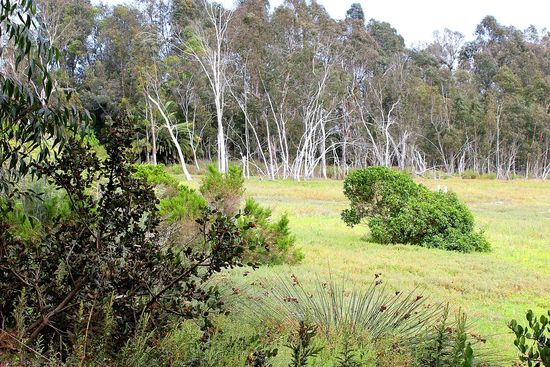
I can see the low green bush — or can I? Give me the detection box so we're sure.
[423,228,491,253]
[159,185,207,222]
[342,167,490,253]
[369,191,474,245]
[200,164,245,215]
[239,198,303,265]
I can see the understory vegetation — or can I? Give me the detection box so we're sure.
[134,163,302,265]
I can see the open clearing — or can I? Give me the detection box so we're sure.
[182,176,550,357]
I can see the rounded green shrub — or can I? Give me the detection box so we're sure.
[133,164,179,188]
[342,167,490,253]
[238,198,303,265]
[341,166,426,226]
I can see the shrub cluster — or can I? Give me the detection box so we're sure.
[135,163,302,265]
[199,165,302,265]
[341,167,490,252]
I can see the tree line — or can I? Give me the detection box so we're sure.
[30,0,550,179]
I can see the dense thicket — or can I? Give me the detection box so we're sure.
[0,1,249,357]
[25,0,550,179]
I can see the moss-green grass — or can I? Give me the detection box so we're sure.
[179,174,550,358]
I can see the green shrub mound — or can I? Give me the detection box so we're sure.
[159,185,207,222]
[239,198,303,265]
[342,167,490,253]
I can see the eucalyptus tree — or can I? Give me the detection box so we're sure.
[36,0,96,80]
[143,63,193,180]
[228,0,272,178]
[176,0,233,173]
[0,0,84,202]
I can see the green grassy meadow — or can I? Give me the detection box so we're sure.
[181,174,550,358]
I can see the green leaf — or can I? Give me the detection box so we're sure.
[45,77,52,98]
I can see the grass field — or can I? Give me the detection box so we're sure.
[181,174,550,359]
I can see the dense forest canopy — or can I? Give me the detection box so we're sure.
[19,0,550,179]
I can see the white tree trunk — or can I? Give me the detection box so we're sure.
[147,93,192,181]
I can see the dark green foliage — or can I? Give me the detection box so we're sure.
[0,0,85,203]
[0,118,248,357]
[509,310,550,367]
[246,337,279,367]
[287,321,322,367]
[239,198,302,265]
[342,167,490,253]
[200,164,245,215]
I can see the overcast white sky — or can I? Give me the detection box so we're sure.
[99,0,550,46]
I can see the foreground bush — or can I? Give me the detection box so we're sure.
[0,120,249,358]
[341,167,490,252]
[509,309,550,367]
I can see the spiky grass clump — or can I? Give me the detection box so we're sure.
[230,273,505,366]
[240,274,442,346]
